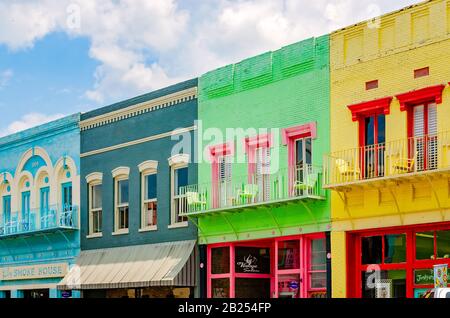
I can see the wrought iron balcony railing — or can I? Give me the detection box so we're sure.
[178,164,325,216]
[323,131,450,188]
[0,204,78,238]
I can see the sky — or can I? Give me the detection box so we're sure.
[0,0,423,136]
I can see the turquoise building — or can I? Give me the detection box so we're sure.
[0,114,81,298]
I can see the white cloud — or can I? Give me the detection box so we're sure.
[0,112,65,137]
[0,0,422,105]
[0,69,13,89]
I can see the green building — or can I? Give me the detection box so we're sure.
[180,35,331,298]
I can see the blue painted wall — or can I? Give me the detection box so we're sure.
[0,114,80,289]
[80,79,198,250]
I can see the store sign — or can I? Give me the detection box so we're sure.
[235,247,270,274]
[415,269,434,285]
[288,281,299,290]
[0,263,68,281]
[434,264,448,288]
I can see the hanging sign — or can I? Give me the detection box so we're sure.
[434,264,448,288]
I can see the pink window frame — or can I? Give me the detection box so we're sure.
[244,134,273,183]
[281,123,317,192]
[209,142,234,209]
[207,233,327,299]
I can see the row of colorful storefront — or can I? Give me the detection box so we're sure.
[0,0,449,298]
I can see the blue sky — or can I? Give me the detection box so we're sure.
[0,0,421,136]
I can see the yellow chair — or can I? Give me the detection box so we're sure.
[392,152,417,174]
[335,159,361,179]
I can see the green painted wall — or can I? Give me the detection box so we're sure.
[197,35,330,244]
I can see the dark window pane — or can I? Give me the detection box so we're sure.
[211,247,230,274]
[414,269,434,285]
[365,116,375,145]
[436,230,450,259]
[119,180,129,204]
[416,231,435,260]
[384,234,406,264]
[175,168,188,194]
[235,247,270,274]
[362,236,382,264]
[362,270,406,298]
[146,174,157,200]
[305,138,312,165]
[377,115,385,144]
[278,240,300,270]
[235,278,271,298]
[211,279,229,298]
[296,139,303,166]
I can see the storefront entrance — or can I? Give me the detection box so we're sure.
[207,233,328,298]
[347,222,450,298]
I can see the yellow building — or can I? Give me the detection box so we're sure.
[326,0,450,298]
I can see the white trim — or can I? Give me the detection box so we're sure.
[141,171,158,229]
[86,172,103,184]
[86,233,103,239]
[88,182,103,236]
[112,229,129,236]
[80,87,197,131]
[168,154,190,167]
[139,225,158,232]
[112,167,130,178]
[80,126,196,158]
[168,222,189,229]
[114,176,129,232]
[138,160,158,173]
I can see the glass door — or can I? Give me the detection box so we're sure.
[21,191,31,231]
[40,187,50,228]
[2,195,11,233]
[61,182,73,226]
[412,103,437,171]
[362,114,385,179]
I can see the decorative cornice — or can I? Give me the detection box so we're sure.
[396,84,445,111]
[282,122,317,145]
[112,167,130,178]
[138,160,158,173]
[80,126,196,158]
[86,172,103,184]
[168,154,190,167]
[80,87,198,131]
[347,97,393,122]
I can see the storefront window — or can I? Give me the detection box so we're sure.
[414,269,434,286]
[235,247,270,274]
[384,234,406,264]
[211,279,230,298]
[235,278,271,298]
[309,238,327,291]
[278,274,301,298]
[436,230,450,259]
[278,240,300,270]
[362,270,406,298]
[362,236,382,264]
[211,247,230,274]
[416,231,435,260]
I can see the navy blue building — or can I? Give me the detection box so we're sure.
[58,79,199,298]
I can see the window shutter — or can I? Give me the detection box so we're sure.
[428,103,437,135]
[413,105,424,137]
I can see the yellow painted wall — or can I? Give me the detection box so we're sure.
[331,231,347,298]
[330,0,450,297]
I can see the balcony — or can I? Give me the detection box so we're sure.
[0,204,78,238]
[178,164,326,217]
[323,131,450,190]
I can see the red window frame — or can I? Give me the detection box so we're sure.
[346,222,450,298]
[207,233,327,299]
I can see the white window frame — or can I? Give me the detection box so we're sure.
[112,167,130,235]
[168,154,189,229]
[86,172,103,238]
[138,161,158,232]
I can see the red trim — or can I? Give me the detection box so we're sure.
[396,84,445,112]
[281,123,317,145]
[207,233,327,298]
[347,97,392,122]
[347,222,450,298]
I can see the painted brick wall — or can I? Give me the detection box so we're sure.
[80,80,198,250]
[196,35,331,244]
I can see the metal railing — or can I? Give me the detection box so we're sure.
[0,204,78,237]
[323,131,450,187]
[178,164,325,216]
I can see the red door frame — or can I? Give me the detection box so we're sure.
[346,222,450,298]
[207,233,327,298]
[358,113,385,179]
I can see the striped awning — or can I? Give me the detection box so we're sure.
[57,240,196,290]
